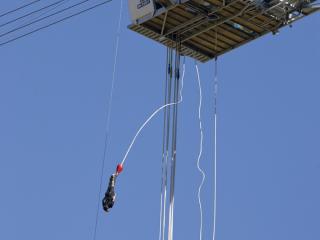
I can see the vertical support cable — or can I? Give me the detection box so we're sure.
[159,47,172,240]
[168,38,181,240]
[212,57,218,240]
[163,45,173,240]
[159,48,168,240]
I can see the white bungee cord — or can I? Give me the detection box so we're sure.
[195,62,205,240]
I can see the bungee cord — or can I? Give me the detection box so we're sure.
[92,0,123,239]
[120,51,185,168]
[195,62,205,240]
[120,89,182,166]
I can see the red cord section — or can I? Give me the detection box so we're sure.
[116,164,123,175]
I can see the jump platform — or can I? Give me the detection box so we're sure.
[128,0,319,62]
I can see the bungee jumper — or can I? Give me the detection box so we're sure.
[102,164,123,212]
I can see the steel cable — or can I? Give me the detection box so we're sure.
[92,1,121,240]
[212,57,218,240]
[212,28,219,240]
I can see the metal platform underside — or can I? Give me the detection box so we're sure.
[129,0,319,62]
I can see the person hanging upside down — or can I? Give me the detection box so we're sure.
[102,174,117,212]
[102,164,123,213]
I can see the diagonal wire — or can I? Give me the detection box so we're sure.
[92,1,122,240]
[22,0,72,28]
[0,0,112,47]
[0,0,92,39]
[0,0,41,19]
[0,0,71,45]
[0,0,66,29]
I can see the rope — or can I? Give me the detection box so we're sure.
[195,62,205,240]
[92,1,122,240]
[120,53,185,167]
[212,58,218,240]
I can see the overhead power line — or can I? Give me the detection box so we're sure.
[0,0,66,29]
[0,0,41,19]
[0,0,91,39]
[0,0,113,47]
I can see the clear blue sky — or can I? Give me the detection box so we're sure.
[0,1,319,240]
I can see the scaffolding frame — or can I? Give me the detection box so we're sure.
[129,0,319,62]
